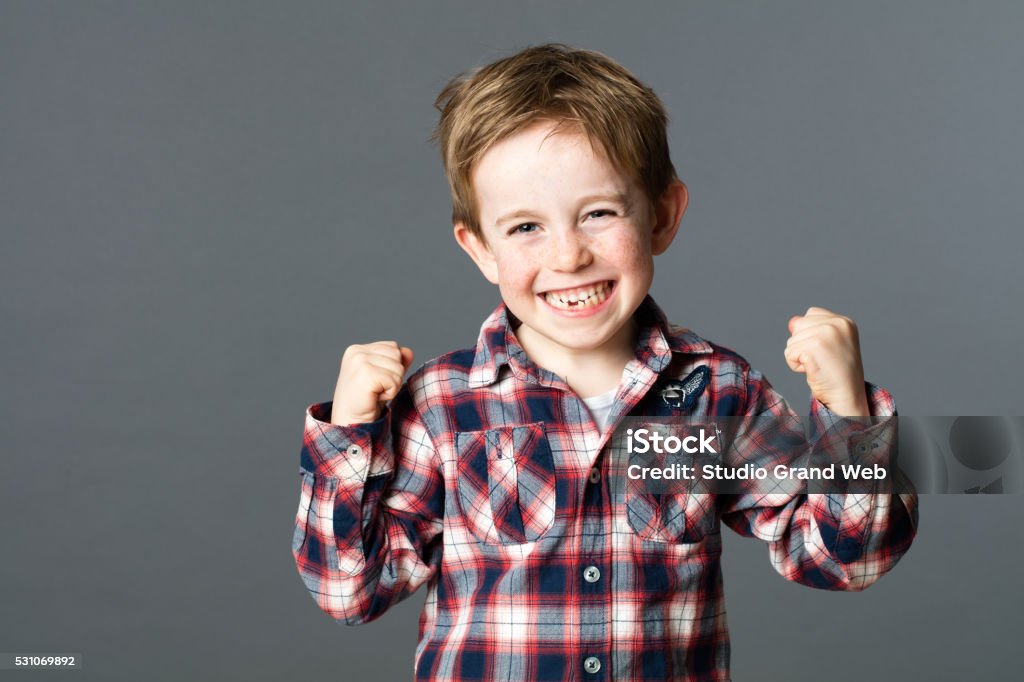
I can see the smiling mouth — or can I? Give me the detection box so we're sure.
[539,280,615,310]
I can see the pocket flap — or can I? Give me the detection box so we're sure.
[455,422,556,545]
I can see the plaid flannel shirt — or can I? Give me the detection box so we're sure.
[292,294,918,681]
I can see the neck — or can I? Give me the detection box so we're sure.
[513,317,639,397]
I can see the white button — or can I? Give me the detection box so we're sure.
[583,566,601,583]
[589,467,601,484]
[346,444,362,456]
[583,656,601,673]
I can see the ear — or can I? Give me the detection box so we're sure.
[650,179,689,256]
[453,221,500,285]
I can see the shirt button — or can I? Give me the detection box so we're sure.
[589,467,601,484]
[346,444,362,456]
[583,656,601,674]
[583,565,601,583]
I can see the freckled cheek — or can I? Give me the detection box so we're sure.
[495,253,543,293]
[603,234,653,273]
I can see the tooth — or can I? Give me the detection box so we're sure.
[543,283,615,309]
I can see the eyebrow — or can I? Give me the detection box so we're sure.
[494,192,630,227]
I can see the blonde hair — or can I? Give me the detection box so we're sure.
[431,43,678,241]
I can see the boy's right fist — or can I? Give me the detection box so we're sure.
[330,341,415,426]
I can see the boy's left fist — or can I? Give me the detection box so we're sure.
[784,306,870,416]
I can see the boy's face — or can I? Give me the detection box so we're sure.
[454,120,688,364]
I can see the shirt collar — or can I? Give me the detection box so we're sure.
[467,293,712,388]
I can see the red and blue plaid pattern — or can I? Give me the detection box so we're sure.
[293,294,918,681]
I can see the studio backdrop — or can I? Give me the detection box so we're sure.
[2,2,1021,681]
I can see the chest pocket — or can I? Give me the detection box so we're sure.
[624,422,720,544]
[455,422,557,546]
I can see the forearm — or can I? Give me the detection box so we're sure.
[292,399,443,625]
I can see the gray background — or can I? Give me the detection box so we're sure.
[1,1,1021,680]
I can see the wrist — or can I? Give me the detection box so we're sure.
[329,405,382,427]
[821,394,870,417]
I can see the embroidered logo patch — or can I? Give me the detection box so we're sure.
[659,365,710,410]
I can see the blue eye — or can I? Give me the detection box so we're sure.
[510,223,539,235]
[588,210,614,219]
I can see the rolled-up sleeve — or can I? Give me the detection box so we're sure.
[292,379,444,624]
[719,371,919,591]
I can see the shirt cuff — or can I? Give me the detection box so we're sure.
[299,401,390,480]
[808,381,896,447]
[809,382,897,468]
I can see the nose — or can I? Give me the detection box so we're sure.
[550,227,593,272]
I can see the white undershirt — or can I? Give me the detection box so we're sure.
[581,386,619,434]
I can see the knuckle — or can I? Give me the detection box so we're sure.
[376,342,401,358]
[352,363,370,381]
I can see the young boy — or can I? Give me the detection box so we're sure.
[292,43,918,681]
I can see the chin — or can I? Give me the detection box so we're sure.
[548,328,616,350]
